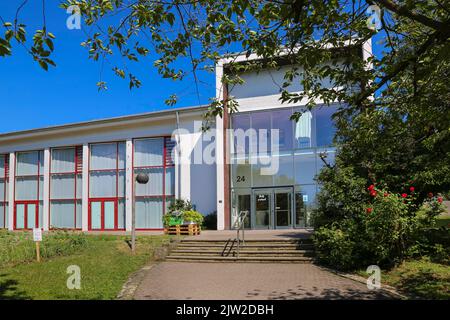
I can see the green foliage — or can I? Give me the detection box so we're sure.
[182,210,204,225]
[314,224,356,270]
[313,176,446,270]
[0,230,88,268]
[163,199,203,226]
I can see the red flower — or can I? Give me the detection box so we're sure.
[384,192,389,197]
[409,186,415,192]
[428,192,434,198]
[401,193,407,198]
[368,184,375,191]
[366,208,373,214]
[370,190,377,197]
[438,197,443,203]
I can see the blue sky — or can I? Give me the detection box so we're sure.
[0,2,214,134]
[0,2,383,134]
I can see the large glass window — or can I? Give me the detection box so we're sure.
[134,137,175,229]
[0,155,9,228]
[89,142,126,230]
[50,147,82,229]
[15,150,44,229]
[230,105,338,228]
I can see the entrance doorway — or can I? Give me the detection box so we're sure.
[251,187,293,229]
[14,201,39,229]
[89,199,123,230]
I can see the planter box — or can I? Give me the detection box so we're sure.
[164,224,201,236]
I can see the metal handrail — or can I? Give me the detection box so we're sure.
[234,210,249,259]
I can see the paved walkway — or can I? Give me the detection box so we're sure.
[134,262,395,300]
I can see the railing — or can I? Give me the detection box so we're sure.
[222,210,249,258]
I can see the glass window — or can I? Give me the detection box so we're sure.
[50,147,82,229]
[273,152,295,186]
[315,105,336,147]
[231,113,251,155]
[51,148,75,173]
[272,108,293,151]
[293,109,314,149]
[251,111,271,154]
[136,198,163,229]
[0,155,5,178]
[231,156,251,188]
[252,156,273,187]
[89,171,117,197]
[135,168,163,196]
[134,138,164,167]
[294,150,317,185]
[90,143,118,170]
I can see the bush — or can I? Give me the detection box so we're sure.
[314,224,356,270]
[182,210,204,225]
[202,212,217,230]
[313,166,446,270]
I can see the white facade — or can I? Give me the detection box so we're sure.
[0,41,372,231]
[0,107,217,231]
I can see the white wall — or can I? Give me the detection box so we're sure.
[1,110,217,230]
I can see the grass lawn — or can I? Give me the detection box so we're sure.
[358,258,449,299]
[0,234,170,300]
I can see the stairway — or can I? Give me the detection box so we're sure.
[165,238,315,263]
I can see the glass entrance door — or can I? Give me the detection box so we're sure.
[89,199,118,230]
[15,202,38,229]
[252,187,294,229]
[274,188,292,228]
[253,190,271,229]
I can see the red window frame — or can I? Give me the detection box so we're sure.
[0,154,9,228]
[133,136,175,231]
[88,142,126,231]
[14,150,44,230]
[14,200,39,230]
[49,146,83,230]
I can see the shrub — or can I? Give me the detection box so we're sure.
[202,212,217,230]
[313,174,446,270]
[314,224,356,270]
[182,210,204,225]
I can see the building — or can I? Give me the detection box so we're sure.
[0,41,371,231]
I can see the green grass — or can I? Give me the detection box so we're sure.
[357,258,450,299]
[0,234,170,300]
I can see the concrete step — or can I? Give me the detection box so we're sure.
[178,242,314,249]
[171,249,315,256]
[179,239,313,245]
[165,255,314,263]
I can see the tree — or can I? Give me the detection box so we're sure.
[1,1,449,116]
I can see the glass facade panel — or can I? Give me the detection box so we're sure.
[15,176,38,200]
[50,200,75,228]
[134,138,164,167]
[315,106,336,147]
[90,143,117,170]
[230,105,337,228]
[294,150,317,185]
[51,175,75,199]
[89,171,117,197]
[136,198,163,229]
[51,148,75,173]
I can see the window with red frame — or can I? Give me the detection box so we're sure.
[14,150,44,229]
[89,142,126,230]
[134,137,175,229]
[0,154,9,228]
[50,146,83,229]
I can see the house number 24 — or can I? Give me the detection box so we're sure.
[236,176,246,182]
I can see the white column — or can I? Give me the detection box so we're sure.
[125,139,133,231]
[215,62,225,230]
[42,148,50,231]
[81,143,89,231]
[7,152,15,231]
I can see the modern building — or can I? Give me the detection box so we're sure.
[0,41,371,231]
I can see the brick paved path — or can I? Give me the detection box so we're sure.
[134,262,395,300]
